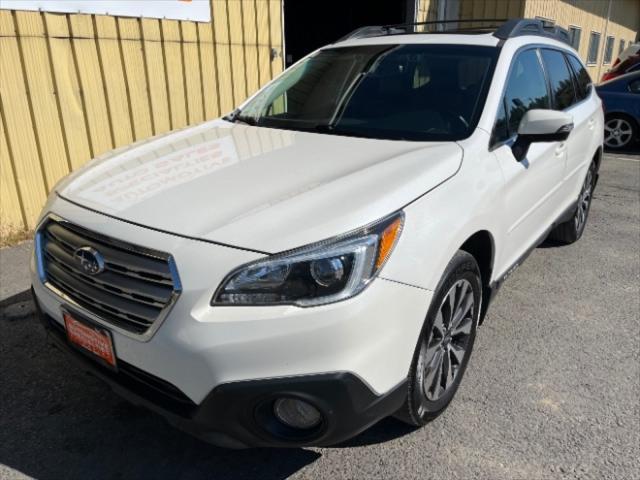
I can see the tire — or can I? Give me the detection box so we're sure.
[548,160,597,245]
[395,250,482,426]
[604,114,637,150]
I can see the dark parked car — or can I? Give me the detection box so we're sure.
[596,71,640,150]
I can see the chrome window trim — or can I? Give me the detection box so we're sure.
[35,213,182,342]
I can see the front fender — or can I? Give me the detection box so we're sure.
[380,132,504,292]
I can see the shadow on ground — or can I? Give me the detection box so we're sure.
[0,297,413,480]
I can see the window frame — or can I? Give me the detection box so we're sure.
[603,35,615,65]
[587,31,601,65]
[539,48,579,111]
[568,25,582,51]
[565,53,593,105]
[489,46,553,150]
[490,46,592,151]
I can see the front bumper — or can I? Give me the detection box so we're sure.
[32,197,433,446]
[35,294,408,448]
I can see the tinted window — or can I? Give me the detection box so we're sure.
[502,50,550,136]
[541,49,576,109]
[567,54,591,101]
[492,100,509,144]
[238,44,498,141]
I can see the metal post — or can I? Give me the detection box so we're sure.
[598,0,613,80]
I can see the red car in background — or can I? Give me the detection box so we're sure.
[602,43,640,82]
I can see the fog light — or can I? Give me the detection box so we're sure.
[273,398,322,430]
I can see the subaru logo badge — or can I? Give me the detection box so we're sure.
[73,246,105,275]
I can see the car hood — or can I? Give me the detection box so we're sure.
[58,120,462,253]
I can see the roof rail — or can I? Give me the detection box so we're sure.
[338,18,570,45]
[493,18,570,44]
[338,19,507,42]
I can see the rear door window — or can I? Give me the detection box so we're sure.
[566,54,592,101]
[541,49,577,109]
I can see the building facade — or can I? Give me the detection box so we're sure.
[1,0,638,242]
[418,0,639,78]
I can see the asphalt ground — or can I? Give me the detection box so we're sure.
[0,151,638,480]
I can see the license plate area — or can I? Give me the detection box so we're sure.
[63,309,117,371]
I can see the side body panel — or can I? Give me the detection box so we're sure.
[384,37,604,292]
[562,89,603,203]
[490,139,566,277]
[381,129,504,290]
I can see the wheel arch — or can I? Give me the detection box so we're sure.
[458,230,495,325]
[593,144,603,172]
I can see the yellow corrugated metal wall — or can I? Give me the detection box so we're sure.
[416,0,526,25]
[416,0,437,23]
[523,0,640,79]
[457,0,525,20]
[439,0,639,77]
[0,0,283,240]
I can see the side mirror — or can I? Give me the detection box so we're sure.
[512,109,574,161]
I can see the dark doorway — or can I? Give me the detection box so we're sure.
[283,0,412,67]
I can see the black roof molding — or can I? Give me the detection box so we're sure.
[338,18,570,46]
[493,18,570,44]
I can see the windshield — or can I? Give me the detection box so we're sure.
[236,44,498,141]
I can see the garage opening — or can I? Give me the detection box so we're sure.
[283,0,413,67]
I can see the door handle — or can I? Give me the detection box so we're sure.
[588,118,595,129]
[555,142,566,156]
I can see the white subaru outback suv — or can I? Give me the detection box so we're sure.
[31,19,603,448]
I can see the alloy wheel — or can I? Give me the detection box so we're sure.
[420,279,475,402]
[604,118,633,149]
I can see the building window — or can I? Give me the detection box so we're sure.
[587,32,601,65]
[568,26,581,50]
[535,16,553,23]
[603,36,615,64]
[619,39,626,56]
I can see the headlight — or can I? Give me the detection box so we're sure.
[212,212,404,307]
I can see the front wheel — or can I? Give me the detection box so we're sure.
[395,250,481,426]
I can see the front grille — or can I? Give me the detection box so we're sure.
[38,216,180,336]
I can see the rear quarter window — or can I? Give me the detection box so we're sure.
[566,54,592,101]
[541,49,577,109]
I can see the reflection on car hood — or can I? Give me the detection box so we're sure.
[58,120,463,253]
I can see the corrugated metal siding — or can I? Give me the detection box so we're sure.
[416,0,437,23]
[524,0,640,79]
[453,0,638,77]
[419,0,638,78]
[458,0,525,20]
[0,0,284,239]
